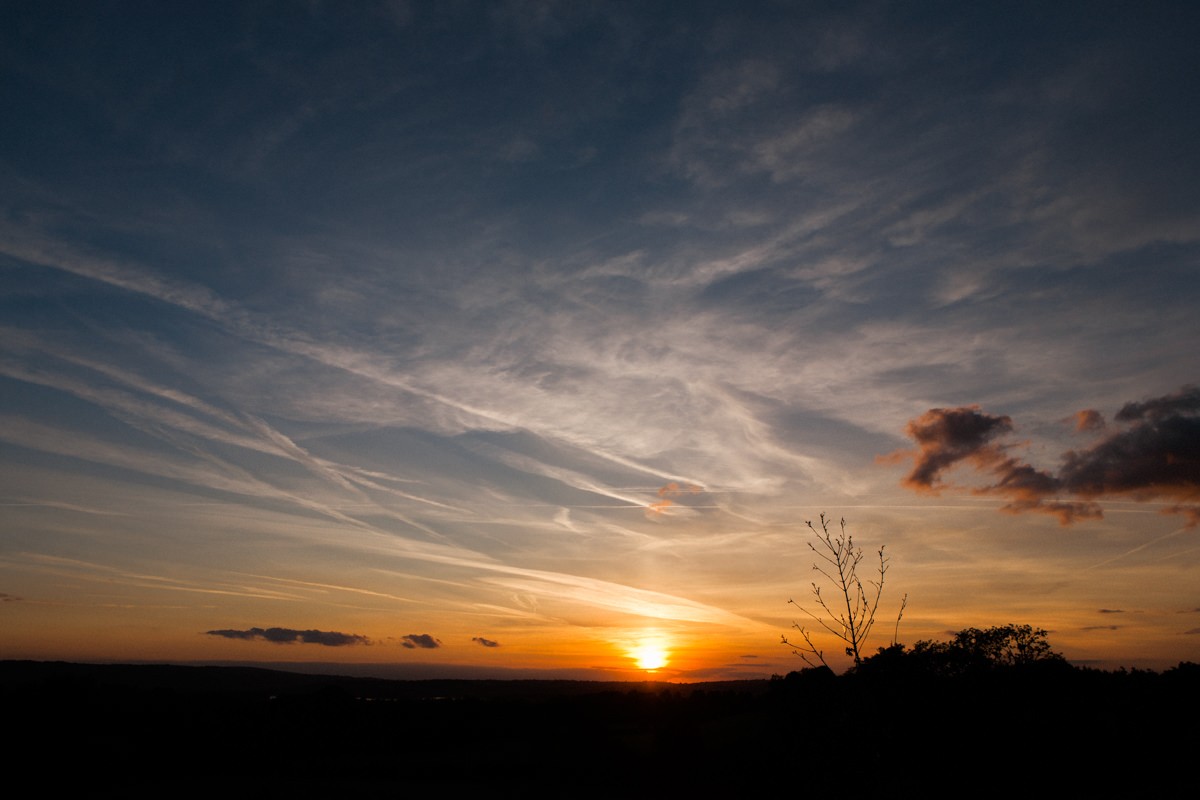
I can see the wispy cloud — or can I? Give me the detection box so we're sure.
[7,554,307,603]
[477,566,753,627]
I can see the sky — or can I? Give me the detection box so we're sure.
[2,1,1199,679]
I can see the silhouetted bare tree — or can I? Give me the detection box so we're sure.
[782,514,905,669]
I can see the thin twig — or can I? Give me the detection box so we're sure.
[893,593,908,646]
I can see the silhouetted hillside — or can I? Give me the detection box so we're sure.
[5,660,1196,796]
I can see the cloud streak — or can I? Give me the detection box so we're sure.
[205,627,370,646]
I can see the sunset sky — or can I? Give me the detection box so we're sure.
[3,1,1198,678]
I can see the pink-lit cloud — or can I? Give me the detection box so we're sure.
[658,482,703,497]
[1070,409,1106,433]
[647,482,703,514]
[647,499,673,514]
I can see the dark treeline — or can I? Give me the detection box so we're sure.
[6,656,1197,797]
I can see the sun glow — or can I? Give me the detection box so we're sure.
[628,639,671,671]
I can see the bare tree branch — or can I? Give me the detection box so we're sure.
[782,514,902,669]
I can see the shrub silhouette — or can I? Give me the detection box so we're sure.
[857,623,1066,678]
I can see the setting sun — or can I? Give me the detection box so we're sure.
[629,642,671,671]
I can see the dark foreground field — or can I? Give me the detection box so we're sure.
[5,660,1196,797]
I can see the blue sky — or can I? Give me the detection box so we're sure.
[2,1,1199,676]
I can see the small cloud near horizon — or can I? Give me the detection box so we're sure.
[472,637,500,647]
[205,627,370,646]
[401,633,441,649]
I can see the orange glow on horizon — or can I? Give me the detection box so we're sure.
[626,634,672,672]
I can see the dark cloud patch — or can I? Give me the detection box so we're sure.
[1114,386,1200,423]
[884,386,1200,527]
[0,593,23,602]
[1185,628,1200,635]
[1081,625,1121,631]
[205,627,370,646]
[1099,609,1125,614]
[401,634,441,649]
[886,406,1014,492]
[990,462,1102,526]
[1059,391,1200,504]
[739,654,758,659]
[472,637,500,648]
